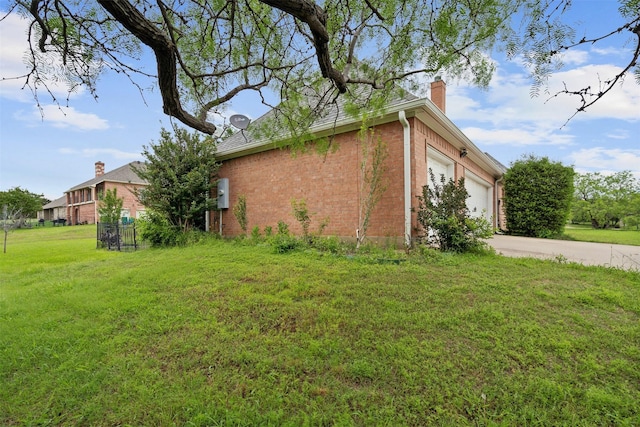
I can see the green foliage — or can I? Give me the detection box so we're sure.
[97,188,123,224]
[503,155,574,238]
[12,0,634,136]
[357,124,389,249]
[136,210,180,247]
[277,220,289,236]
[291,198,312,240]
[250,225,261,241]
[232,194,248,234]
[134,125,220,233]
[417,170,493,252]
[572,171,640,229]
[0,187,49,218]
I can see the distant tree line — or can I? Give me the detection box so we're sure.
[0,187,49,219]
[572,171,640,230]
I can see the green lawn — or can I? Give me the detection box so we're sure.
[565,224,640,246]
[1,226,639,426]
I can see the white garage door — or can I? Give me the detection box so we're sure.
[427,148,454,188]
[465,171,493,221]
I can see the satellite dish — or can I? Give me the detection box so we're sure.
[230,114,251,130]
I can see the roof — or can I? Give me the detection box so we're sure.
[66,161,147,192]
[217,87,419,156]
[42,195,66,209]
[216,87,505,178]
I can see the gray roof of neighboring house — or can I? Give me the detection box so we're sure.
[66,161,147,192]
[42,195,67,209]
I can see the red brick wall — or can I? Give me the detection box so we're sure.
[217,121,406,239]
[216,116,501,239]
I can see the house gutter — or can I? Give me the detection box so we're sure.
[398,111,411,248]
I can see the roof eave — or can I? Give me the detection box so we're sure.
[216,98,428,160]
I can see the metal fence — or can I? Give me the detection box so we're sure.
[97,222,144,251]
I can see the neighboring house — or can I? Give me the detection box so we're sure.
[214,79,506,245]
[38,196,67,221]
[65,161,148,225]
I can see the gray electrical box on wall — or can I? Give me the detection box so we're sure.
[217,178,229,209]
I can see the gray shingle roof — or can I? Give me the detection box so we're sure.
[66,161,147,192]
[42,195,66,209]
[217,87,419,155]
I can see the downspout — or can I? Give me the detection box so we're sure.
[494,176,504,232]
[398,111,411,248]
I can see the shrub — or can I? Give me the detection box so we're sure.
[503,155,574,237]
[291,198,312,241]
[137,210,180,247]
[251,226,262,241]
[416,170,493,252]
[233,194,248,234]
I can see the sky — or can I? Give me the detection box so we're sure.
[1,1,638,202]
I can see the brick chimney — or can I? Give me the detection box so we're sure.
[95,161,105,177]
[430,76,446,114]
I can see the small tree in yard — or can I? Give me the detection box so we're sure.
[356,125,388,250]
[2,205,24,254]
[98,188,124,224]
[417,170,493,252]
[134,125,220,234]
[503,155,574,238]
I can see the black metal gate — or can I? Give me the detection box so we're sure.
[97,222,143,251]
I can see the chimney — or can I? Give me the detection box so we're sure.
[430,76,446,114]
[95,161,105,177]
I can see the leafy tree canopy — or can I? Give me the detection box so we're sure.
[572,170,640,229]
[134,125,221,232]
[98,188,124,224]
[0,187,49,218]
[4,0,639,137]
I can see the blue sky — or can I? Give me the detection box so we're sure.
[1,1,638,201]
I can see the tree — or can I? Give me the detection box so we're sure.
[416,170,493,252]
[134,125,220,232]
[503,155,574,238]
[572,171,640,229]
[5,1,638,137]
[2,205,24,253]
[98,188,124,224]
[0,187,49,219]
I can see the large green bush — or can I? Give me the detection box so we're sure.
[503,155,574,237]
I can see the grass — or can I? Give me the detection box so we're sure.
[564,224,640,246]
[1,226,639,425]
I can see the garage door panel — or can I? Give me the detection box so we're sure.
[465,172,492,220]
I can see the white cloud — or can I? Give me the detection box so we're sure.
[0,12,86,102]
[15,104,109,130]
[462,126,575,147]
[558,49,589,66]
[59,147,142,160]
[568,147,640,175]
[605,129,629,140]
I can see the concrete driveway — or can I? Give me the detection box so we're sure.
[487,234,640,271]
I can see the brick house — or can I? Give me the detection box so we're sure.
[213,80,506,245]
[65,161,148,225]
[38,195,67,221]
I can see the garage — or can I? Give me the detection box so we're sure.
[465,171,493,221]
[427,148,454,186]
